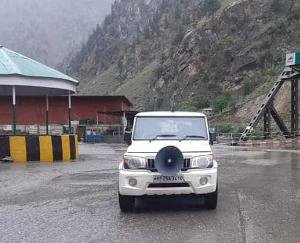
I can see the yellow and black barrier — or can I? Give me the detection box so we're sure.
[0,135,79,162]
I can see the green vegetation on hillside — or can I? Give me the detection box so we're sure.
[69,0,299,123]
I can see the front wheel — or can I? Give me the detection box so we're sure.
[203,187,218,210]
[119,193,135,212]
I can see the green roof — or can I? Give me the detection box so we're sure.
[0,45,78,83]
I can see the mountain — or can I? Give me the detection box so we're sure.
[68,0,300,122]
[0,0,114,67]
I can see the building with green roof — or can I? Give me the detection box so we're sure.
[0,45,78,96]
[0,45,79,134]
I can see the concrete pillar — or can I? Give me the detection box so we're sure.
[12,86,16,135]
[68,93,72,134]
[46,95,49,135]
[122,111,127,132]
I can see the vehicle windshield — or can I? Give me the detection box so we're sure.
[133,116,208,140]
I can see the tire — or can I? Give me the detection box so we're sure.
[204,186,218,210]
[119,193,135,212]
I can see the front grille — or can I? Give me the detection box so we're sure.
[148,183,190,188]
[147,158,191,171]
[148,159,155,170]
[182,158,191,171]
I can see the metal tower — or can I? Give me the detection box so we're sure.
[240,52,300,141]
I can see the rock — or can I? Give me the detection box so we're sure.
[1,156,14,163]
[232,54,257,73]
[68,0,298,121]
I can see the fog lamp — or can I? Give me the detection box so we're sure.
[128,178,137,187]
[200,177,208,185]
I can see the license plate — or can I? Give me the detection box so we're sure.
[153,175,185,183]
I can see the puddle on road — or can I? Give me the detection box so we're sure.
[216,148,300,168]
[290,153,300,169]
[250,140,300,150]
[52,170,118,187]
[0,160,74,171]
[54,171,117,182]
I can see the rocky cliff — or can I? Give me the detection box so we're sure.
[68,0,300,122]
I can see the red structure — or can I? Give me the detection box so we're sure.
[0,96,132,125]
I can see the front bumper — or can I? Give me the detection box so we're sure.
[119,168,218,196]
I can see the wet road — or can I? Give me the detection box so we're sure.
[0,144,299,243]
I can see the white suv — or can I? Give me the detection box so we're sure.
[119,111,218,211]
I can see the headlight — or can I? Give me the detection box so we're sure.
[191,155,214,169]
[123,156,146,169]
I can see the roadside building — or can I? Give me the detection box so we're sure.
[0,45,136,144]
[0,45,79,161]
[0,95,134,141]
[0,95,131,125]
[199,108,214,116]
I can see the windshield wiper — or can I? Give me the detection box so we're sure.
[149,134,177,142]
[179,135,205,142]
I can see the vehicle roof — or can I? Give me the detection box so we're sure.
[135,111,206,117]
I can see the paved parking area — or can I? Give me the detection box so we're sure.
[0,144,299,242]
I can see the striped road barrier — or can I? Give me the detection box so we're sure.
[0,135,78,162]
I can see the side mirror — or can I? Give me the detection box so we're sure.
[124,131,132,145]
[209,132,214,145]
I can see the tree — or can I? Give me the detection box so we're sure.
[212,94,231,113]
[180,99,210,112]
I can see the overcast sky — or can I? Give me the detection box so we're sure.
[0,0,115,67]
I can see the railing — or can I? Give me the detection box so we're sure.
[0,124,64,135]
[3,124,298,145]
[79,124,125,144]
[0,124,126,143]
[217,130,300,145]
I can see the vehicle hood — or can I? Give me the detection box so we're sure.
[127,140,212,154]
